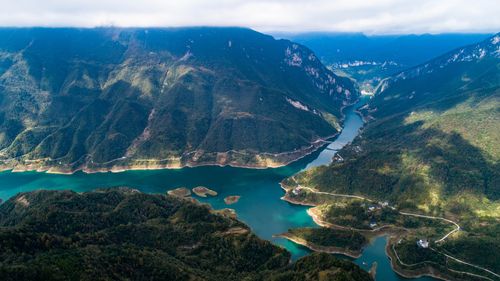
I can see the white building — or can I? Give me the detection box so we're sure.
[417,239,429,248]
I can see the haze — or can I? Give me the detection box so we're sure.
[0,0,499,34]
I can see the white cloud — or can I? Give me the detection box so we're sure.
[0,0,498,34]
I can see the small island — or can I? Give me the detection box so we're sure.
[167,187,191,197]
[192,186,218,197]
[224,195,241,205]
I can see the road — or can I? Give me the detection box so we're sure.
[289,179,500,280]
[399,212,460,243]
[294,182,459,243]
[430,247,500,280]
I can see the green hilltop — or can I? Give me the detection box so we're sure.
[0,188,372,281]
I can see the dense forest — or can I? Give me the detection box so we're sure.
[0,188,372,281]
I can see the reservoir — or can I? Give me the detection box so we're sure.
[0,97,434,281]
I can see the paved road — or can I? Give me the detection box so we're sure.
[296,182,459,243]
[430,247,500,279]
[399,212,460,243]
[289,180,500,280]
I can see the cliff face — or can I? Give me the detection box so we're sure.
[0,27,357,172]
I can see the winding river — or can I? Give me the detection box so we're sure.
[0,97,434,281]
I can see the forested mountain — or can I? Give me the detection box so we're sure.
[0,188,372,281]
[283,34,499,279]
[0,27,356,173]
[279,33,491,93]
[279,33,491,66]
[293,33,499,215]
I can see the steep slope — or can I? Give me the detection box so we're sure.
[0,188,372,281]
[280,33,491,66]
[292,33,500,215]
[279,32,491,93]
[282,34,500,280]
[0,27,357,173]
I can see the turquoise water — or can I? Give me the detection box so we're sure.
[0,98,434,280]
[351,236,433,281]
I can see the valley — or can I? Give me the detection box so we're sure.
[0,97,437,281]
[0,27,498,281]
[281,34,500,280]
[279,33,492,94]
[0,27,357,173]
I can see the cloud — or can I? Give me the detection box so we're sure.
[0,0,498,34]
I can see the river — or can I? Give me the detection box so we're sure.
[0,97,434,281]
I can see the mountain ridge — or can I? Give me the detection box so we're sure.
[0,27,357,173]
[281,33,500,280]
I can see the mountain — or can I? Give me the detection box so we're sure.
[0,188,372,281]
[282,34,499,279]
[0,27,357,173]
[277,33,491,66]
[291,33,500,212]
[277,33,491,93]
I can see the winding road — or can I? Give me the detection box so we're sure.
[288,179,500,280]
[292,181,459,243]
[398,212,460,243]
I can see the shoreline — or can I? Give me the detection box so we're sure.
[0,96,365,176]
[280,188,474,281]
[385,238,452,281]
[0,132,340,175]
[275,233,362,258]
[306,207,404,236]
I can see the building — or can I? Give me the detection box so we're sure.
[333,154,344,162]
[417,239,429,248]
[379,201,389,207]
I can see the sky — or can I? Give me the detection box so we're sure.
[0,0,499,34]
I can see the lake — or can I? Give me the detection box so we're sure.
[0,97,434,281]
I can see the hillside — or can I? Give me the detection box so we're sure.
[282,34,500,280]
[0,188,372,281]
[0,27,357,173]
[279,33,490,93]
[279,33,491,66]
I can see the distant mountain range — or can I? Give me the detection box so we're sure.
[0,27,357,173]
[285,33,499,279]
[277,32,492,92]
[277,32,491,67]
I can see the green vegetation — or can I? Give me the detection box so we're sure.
[285,227,367,252]
[438,218,500,274]
[332,63,404,94]
[283,34,500,279]
[287,33,491,93]
[0,27,357,172]
[391,237,499,281]
[315,202,452,235]
[269,252,372,281]
[0,188,372,281]
[293,36,500,215]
